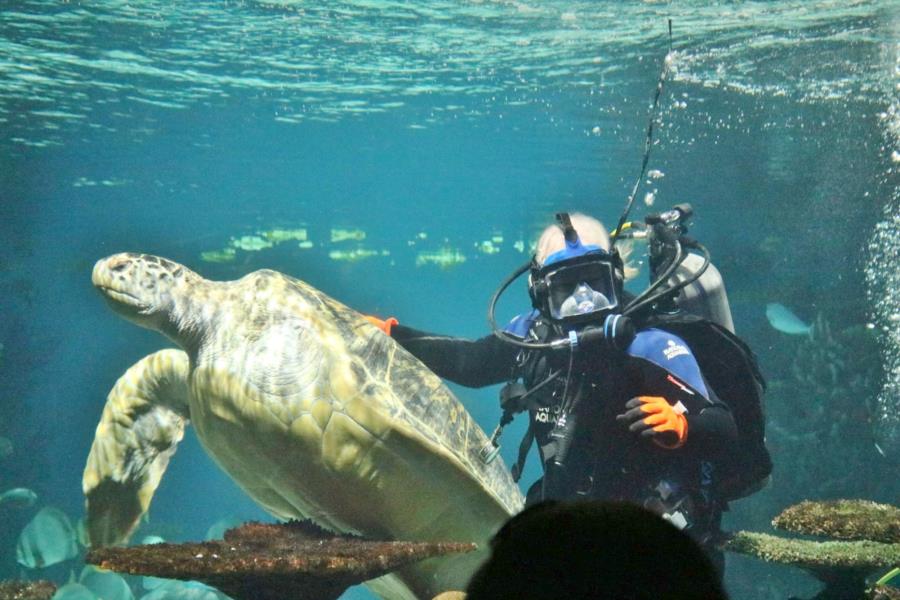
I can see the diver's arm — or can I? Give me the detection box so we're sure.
[391,324,519,388]
[681,381,738,452]
[620,330,737,451]
[617,375,737,452]
[638,366,737,452]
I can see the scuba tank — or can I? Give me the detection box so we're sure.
[667,254,734,333]
[640,203,735,333]
[612,203,731,331]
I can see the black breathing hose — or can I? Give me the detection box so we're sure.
[623,240,712,318]
[623,239,684,316]
[488,261,558,350]
[611,19,674,245]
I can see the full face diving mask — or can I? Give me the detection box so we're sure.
[533,251,622,324]
[529,214,623,325]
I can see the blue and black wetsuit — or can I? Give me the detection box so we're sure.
[391,310,738,549]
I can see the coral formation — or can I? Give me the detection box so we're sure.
[869,585,900,600]
[0,580,56,600]
[724,499,900,600]
[773,499,900,543]
[786,317,879,414]
[765,314,893,504]
[86,520,476,600]
[725,531,899,575]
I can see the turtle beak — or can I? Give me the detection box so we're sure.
[92,255,149,312]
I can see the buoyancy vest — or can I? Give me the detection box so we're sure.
[504,310,772,502]
[638,312,772,500]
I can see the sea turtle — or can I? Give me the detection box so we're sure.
[84,253,524,600]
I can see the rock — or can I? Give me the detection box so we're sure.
[86,520,476,600]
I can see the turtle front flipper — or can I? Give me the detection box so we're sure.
[83,349,191,547]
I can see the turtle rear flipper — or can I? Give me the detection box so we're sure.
[83,349,191,547]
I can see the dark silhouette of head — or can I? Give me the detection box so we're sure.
[466,500,728,600]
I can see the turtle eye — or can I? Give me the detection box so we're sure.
[110,262,128,273]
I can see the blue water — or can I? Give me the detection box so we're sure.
[1,1,898,599]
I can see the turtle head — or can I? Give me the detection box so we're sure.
[93,253,198,334]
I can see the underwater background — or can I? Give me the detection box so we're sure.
[1,1,898,599]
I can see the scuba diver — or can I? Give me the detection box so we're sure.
[367,27,771,571]
[367,209,772,572]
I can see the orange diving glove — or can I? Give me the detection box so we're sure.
[364,315,399,336]
[616,395,688,449]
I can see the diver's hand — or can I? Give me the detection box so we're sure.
[364,315,399,336]
[616,396,688,449]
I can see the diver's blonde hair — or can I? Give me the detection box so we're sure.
[534,212,638,281]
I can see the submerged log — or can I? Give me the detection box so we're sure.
[87,520,476,600]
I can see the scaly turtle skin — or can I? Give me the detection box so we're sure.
[84,253,524,600]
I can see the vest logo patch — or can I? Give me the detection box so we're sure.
[534,405,561,424]
[662,339,690,360]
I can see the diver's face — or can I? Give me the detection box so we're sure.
[556,282,614,319]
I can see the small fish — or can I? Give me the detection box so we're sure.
[142,575,169,592]
[140,535,166,545]
[16,506,79,568]
[230,235,273,252]
[330,228,366,243]
[0,435,12,459]
[79,565,134,600]
[141,580,225,600]
[75,517,88,548]
[205,516,243,541]
[50,582,97,600]
[415,247,466,269]
[765,303,812,335]
[0,487,37,507]
[137,539,170,592]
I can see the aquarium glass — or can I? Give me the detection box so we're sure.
[1,1,898,599]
